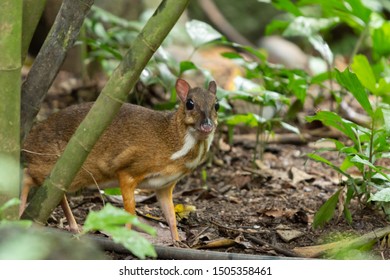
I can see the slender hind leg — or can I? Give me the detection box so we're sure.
[60,195,80,233]
[118,171,138,229]
[19,169,34,217]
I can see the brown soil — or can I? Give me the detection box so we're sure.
[35,70,390,260]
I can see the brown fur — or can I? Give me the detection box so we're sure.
[22,79,218,241]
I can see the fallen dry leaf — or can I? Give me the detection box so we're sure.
[174,204,196,221]
[276,228,304,242]
[289,167,315,185]
[195,238,237,249]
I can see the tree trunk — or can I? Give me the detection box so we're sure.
[20,0,94,143]
[22,0,191,225]
[0,0,23,220]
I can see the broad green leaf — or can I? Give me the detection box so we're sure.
[340,157,355,172]
[306,153,350,178]
[351,55,376,94]
[280,121,300,134]
[265,19,290,36]
[283,16,339,38]
[369,188,390,202]
[93,22,108,39]
[350,154,375,169]
[296,0,371,30]
[313,189,342,229]
[82,203,156,236]
[225,113,266,127]
[308,35,333,65]
[376,78,390,96]
[102,188,121,195]
[263,0,303,16]
[381,106,390,133]
[306,111,359,145]
[104,226,156,259]
[372,21,390,59]
[179,61,198,74]
[185,20,222,48]
[335,68,373,116]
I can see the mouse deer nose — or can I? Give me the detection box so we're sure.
[200,118,213,133]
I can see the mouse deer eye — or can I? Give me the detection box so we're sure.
[186,99,194,110]
[214,101,220,111]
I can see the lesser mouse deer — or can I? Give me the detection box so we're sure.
[21,79,218,241]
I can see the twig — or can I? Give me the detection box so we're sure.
[85,233,298,260]
[244,234,302,258]
[198,0,254,47]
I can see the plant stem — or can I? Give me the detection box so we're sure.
[350,25,369,62]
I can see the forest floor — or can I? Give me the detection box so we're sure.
[34,68,390,260]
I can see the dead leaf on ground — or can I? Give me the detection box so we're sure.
[195,238,237,249]
[289,167,315,185]
[276,227,305,242]
[174,204,196,221]
[263,208,298,219]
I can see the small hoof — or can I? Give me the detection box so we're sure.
[172,240,189,248]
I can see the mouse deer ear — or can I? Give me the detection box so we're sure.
[208,81,217,95]
[176,79,191,102]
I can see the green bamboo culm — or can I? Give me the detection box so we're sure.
[0,0,23,220]
[21,0,47,62]
[22,0,191,225]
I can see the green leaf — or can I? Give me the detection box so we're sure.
[179,61,198,74]
[0,198,20,217]
[351,55,377,94]
[372,21,390,59]
[265,19,290,36]
[104,226,156,259]
[267,0,303,16]
[225,113,266,127]
[0,220,32,228]
[283,16,339,38]
[369,188,390,202]
[308,35,333,65]
[350,154,375,169]
[313,189,342,229]
[335,68,373,116]
[221,52,244,60]
[280,121,300,134]
[381,106,390,133]
[306,153,351,179]
[82,204,156,236]
[185,20,222,48]
[306,111,359,146]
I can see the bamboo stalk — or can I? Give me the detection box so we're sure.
[21,0,47,62]
[0,0,23,219]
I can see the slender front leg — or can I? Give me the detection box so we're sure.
[118,171,138,228]
[155,182,179,241]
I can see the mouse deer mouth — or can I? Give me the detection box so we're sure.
[197,118,214,139]
[200,123,213,134]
